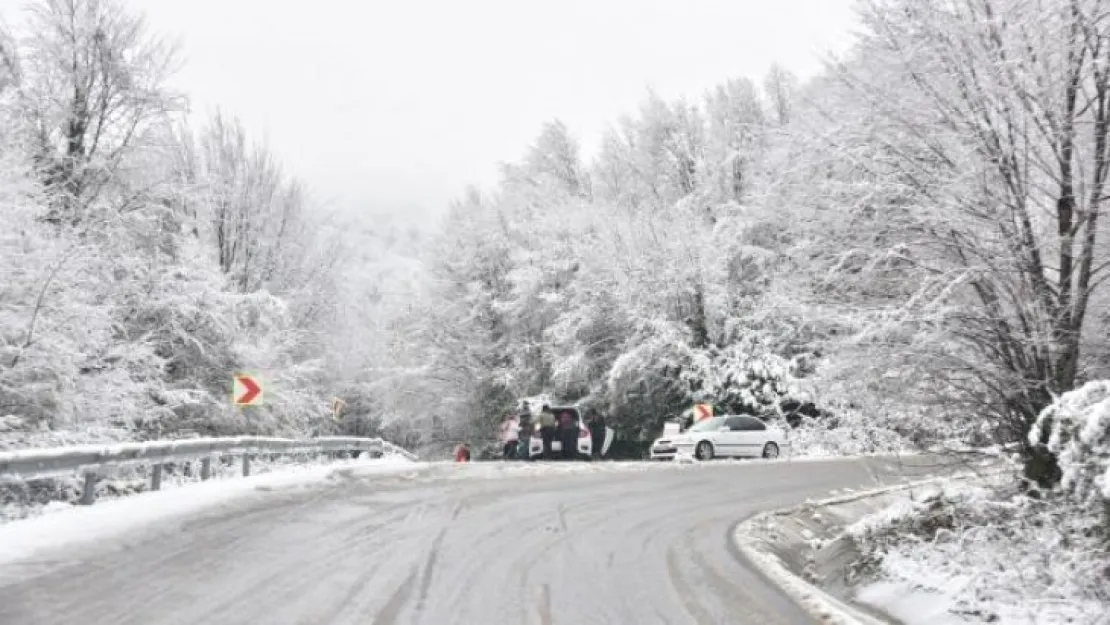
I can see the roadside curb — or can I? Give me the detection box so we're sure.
[732,471,1003,625]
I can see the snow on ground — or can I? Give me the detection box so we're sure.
[732,489,897,625]
[0,455,419,567]
[1,450,413,523]
[0,456,725,568]
[855,559,974,625]
[0,453,940,577]
[445,453,894,479]
[735,536,888,625]
[854,540,1107,625]
[847,477,1109,625]
[435,458,713,481]
[0,420,134,452]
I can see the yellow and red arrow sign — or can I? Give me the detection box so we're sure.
[694,403,713,421]
[233,374,263,406]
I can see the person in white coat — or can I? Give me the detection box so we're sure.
[500,414,521,459]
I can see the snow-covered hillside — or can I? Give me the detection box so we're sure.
[0,1,1108,619]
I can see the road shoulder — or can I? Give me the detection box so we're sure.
[731,470,1000,625]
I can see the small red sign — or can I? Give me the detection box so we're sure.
[694,403,713,421]
[233,375,262,406]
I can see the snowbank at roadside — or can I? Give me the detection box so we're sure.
[731,464,1014,625]
[0,455,419,567]
[731,482,933,625]
[848,479,1109,625]
[735,525,888,625]
[1,448,415,523]
[847,382,1110,625]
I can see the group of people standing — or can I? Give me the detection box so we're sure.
[499,402,607,460]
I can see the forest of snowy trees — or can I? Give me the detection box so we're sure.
[1,0,1108,486]
[0,0,427,450]
[381,0,1110,474]
[2,0,1107,617]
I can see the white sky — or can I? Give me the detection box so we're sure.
[5,0,861,222]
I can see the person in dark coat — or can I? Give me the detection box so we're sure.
[537,405,557,459]
[558,410,577,459]
[588,408,607,459]
[517,403,533,459]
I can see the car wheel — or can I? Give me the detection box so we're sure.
[695,441,714,461]
[762,442,780,459]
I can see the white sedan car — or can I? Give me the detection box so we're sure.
[649,437,677,460]
[648,421,684,460]
[670,415,785,460]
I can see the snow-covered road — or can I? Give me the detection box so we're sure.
[0,456,951,624]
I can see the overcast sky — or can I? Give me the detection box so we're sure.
[7,0,861,222]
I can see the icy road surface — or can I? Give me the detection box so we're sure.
[0,456,953,625]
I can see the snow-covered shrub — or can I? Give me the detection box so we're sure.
[849,480,1110,624]
[546,287,630,401]
[787,412,909,457]
[604,321,807,442]
[0,477,80,523]
[605,326,693,439]
[682,341,797,417]
[1029,380,1110,531]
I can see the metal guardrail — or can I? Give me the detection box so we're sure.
[0,436,418,505]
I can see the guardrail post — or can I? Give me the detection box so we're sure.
[201,457,211,480]
[242,454,251,477]
[151,464,163,491]
[79,472,97,505]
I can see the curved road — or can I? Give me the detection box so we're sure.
[0,456,948,624]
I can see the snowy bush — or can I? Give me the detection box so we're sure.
[850,480,1110,624]
[605,327,692,439]
[1029,380,1110,529]
[786,414,909,457]
[682,342,798,417]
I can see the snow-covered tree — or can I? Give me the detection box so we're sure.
[762,63,797,126]
[704,78,765,205]
[8,0,183,220]
[0,0,349,452]
[751,0,1110,483]
[517,119,591,199]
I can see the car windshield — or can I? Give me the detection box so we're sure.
[686,416,726,432]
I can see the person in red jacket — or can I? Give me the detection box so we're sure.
[454,442,471,462]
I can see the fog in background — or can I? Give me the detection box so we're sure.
[114,0,859,224]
